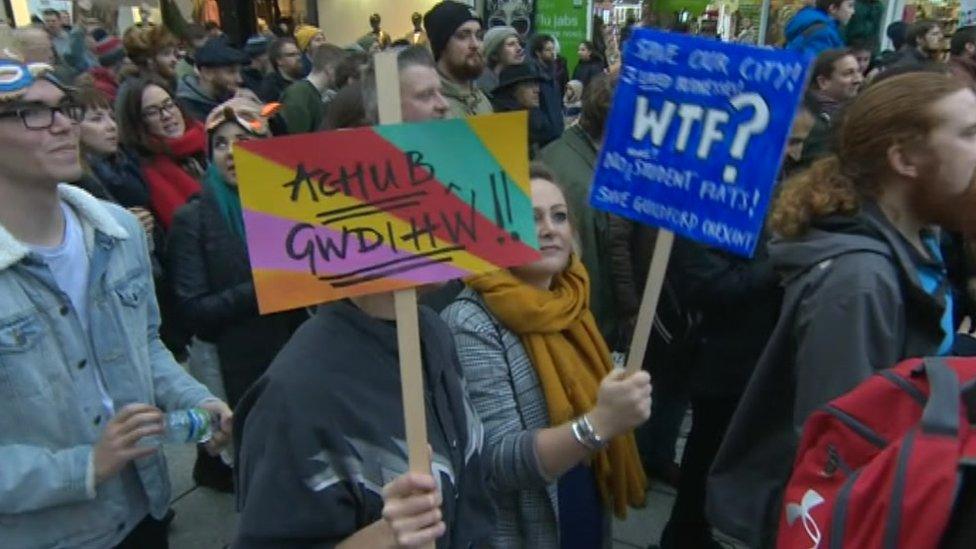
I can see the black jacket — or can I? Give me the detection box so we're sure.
[489,92,553,157]
[257,71,293,103]
[532,59,565,148]
[87,148,151,209]
[166,187,307,406]
[233,301,494,548]
[241,67,265,95]
[671,236,782,398]
[572,58,604,87]
[707,202,948,546]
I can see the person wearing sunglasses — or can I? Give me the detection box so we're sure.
[116,76,206,231]
[0,53,232,549]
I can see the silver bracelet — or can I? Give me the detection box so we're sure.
[571,415,607,451]
[571,417,591,450]
[580,414,607,450]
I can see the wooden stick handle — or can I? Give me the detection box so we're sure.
[394,288,430,473]
[625,229,676,374]
[375,50,430,475]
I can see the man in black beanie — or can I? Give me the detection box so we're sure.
[424,0,493,118]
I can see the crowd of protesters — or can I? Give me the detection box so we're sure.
[1,0,976,548]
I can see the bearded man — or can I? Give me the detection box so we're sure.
[424,1,493,118]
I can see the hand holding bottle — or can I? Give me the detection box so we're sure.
[93,403,163,484]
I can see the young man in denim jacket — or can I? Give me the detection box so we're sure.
[0,51,232,548]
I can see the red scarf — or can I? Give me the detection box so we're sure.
[142,121,206,230]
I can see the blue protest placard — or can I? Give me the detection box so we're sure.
[589,28,810,257]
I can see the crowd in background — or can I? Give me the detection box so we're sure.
[2,0,976,547]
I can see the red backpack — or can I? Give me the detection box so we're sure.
[778,357,976,549]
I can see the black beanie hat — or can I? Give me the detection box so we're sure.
[423,1,481,61]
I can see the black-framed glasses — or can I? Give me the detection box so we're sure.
[142,100,179,120]
[0,102,86,130]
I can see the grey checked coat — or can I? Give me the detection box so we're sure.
[442,288,560,548]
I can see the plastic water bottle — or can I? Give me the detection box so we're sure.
[161,408,215,444]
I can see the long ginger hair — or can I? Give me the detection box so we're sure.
[770,72,968,237]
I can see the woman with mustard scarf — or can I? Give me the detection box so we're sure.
[443,162,651,548]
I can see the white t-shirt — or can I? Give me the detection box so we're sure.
[32,202,91,329]
[31,202,114,417]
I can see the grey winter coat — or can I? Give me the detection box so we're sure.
[706,201,948,547]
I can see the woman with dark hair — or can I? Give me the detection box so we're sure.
[73,76,155,230]
[166,96,308,492]
[443,162,651,548]
[572,41,604,87]
[118,76,206,231]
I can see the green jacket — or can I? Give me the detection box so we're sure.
[845,0,885,52]
[439,72,493,119]
[537,125,617,344]
[281,79,325,134]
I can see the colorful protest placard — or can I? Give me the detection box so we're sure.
[234,111,540,314]
[589,27,810,257]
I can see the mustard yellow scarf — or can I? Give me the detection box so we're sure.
[467,256,647,518]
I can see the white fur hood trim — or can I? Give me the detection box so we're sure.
[0,184,130,271]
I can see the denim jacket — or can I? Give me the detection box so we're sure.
[0,185,213,548]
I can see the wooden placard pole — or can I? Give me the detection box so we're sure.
[374,52,432,482]
[625,229,676,374]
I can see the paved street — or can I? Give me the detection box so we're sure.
[162,412,746,549]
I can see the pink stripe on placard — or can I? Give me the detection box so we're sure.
[243,209,471,285]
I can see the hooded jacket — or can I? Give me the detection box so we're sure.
[707,202,947,546]
[176,74,223,122]
[784,6,845,57]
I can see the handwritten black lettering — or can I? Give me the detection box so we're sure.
[440,190,477,243]
[319,245,465,284]
[279,160,517,290]
[369,161,400,192]
[285,223,318,275]
[283,164,324,202]
[405,151,435,186]
[283,150,438,204]
[401,213,440,251]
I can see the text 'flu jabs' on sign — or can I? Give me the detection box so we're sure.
[590,28,811,257]
[233,111,540,314]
